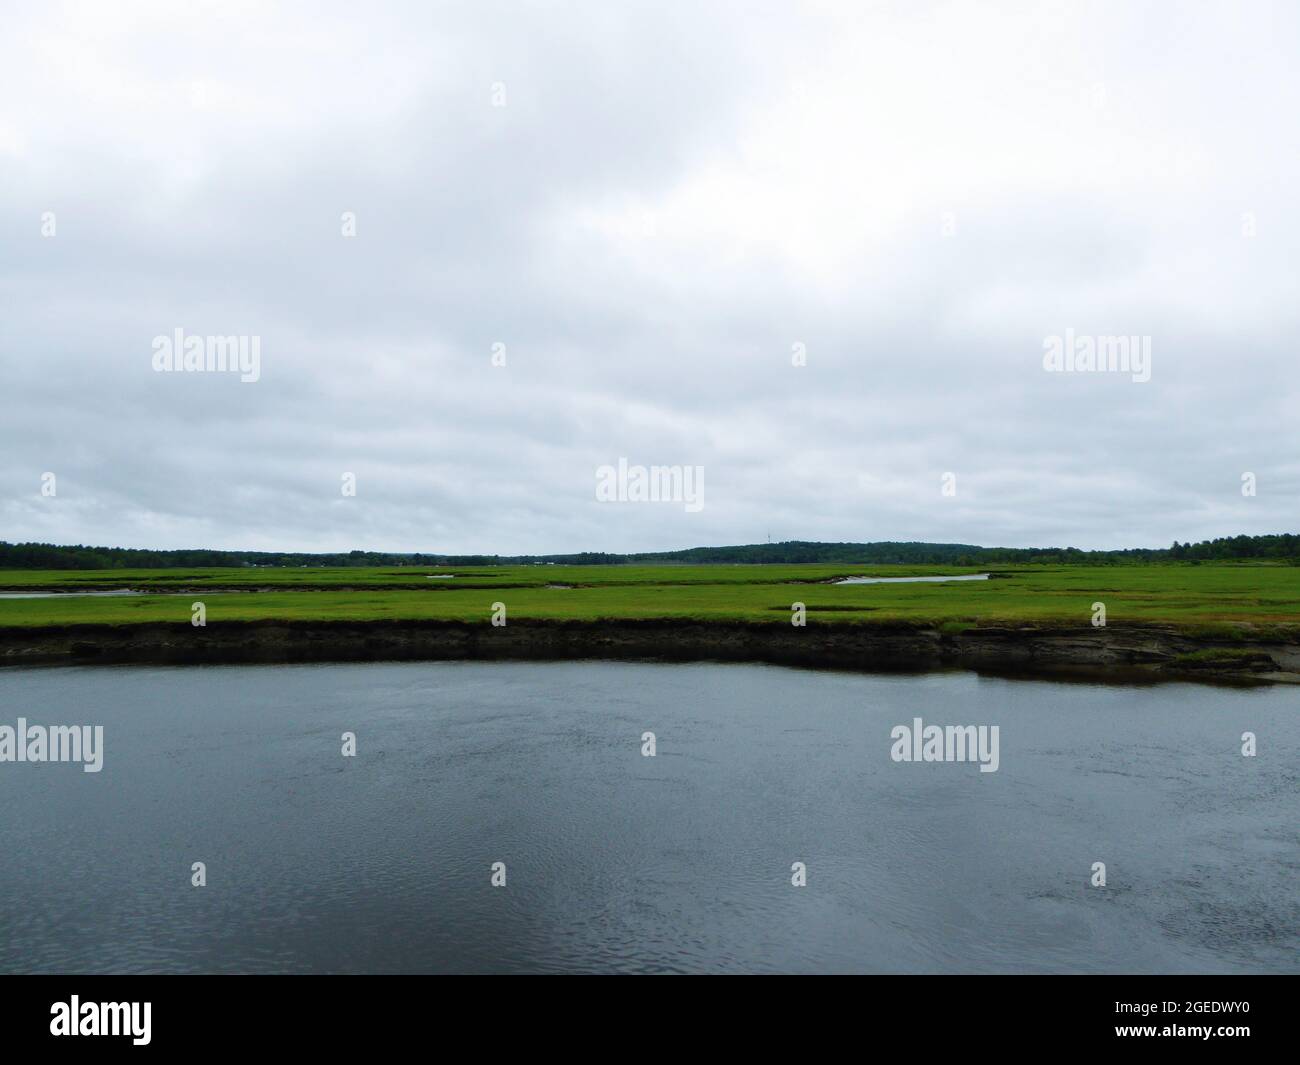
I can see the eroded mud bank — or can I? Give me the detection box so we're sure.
[1,619,1297,685]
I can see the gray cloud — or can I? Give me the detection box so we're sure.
[2,1,1297,553]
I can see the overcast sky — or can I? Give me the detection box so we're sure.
[2,1,1297,555]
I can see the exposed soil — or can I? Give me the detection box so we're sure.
[2,618,1297,685]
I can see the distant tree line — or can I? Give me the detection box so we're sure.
[1,535,1298,570]
[0,544,453,570]
[635,536,1300,566]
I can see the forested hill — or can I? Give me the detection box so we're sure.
[1,535,1298,570]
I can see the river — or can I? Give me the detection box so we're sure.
[0,660,1294,973]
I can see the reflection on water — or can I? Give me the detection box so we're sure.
[834,573,990,585]
[0,590,145,599]
[0,660,1294,974]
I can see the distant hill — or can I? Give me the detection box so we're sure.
[1,535,1298,570]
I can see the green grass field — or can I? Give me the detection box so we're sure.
[2,563,1299,637]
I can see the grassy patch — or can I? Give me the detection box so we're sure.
[0,563,1297,636]
[1174,647,1272,664]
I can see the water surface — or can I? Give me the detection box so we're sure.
[834,573,990,585]
[0,661,1294,973]
[0,590,146,599]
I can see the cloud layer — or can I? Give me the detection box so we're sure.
[3,0,1297,553]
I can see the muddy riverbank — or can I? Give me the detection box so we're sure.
[2,618,1297,684]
